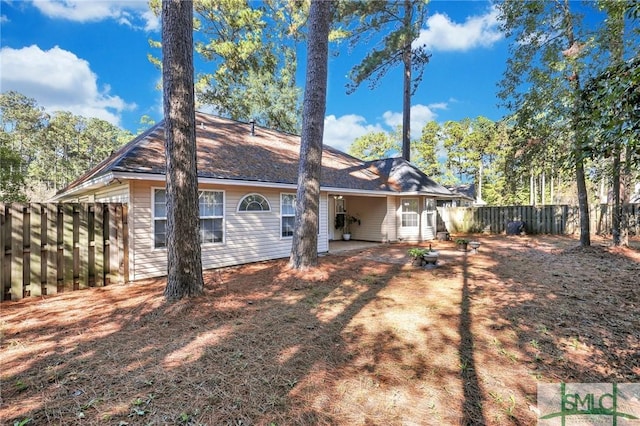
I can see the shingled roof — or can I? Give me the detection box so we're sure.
[57,112,455,198]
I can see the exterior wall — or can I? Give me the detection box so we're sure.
[94,183,130,203]
[395,196,436,242]
[341,196,392,242]
[384,196,398,242]
[128,180,328,281]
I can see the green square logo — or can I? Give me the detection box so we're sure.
[538,383,640,425]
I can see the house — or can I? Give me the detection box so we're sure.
[444,184,480,207]
[54,112,458,281]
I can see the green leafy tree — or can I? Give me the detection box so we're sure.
[580,0,639,245]
[1,92,130,200]
[343,0,430,162]
[149,0,303,133]
[162,0,204,300]
[0,144,26,202]
[348,129,400,160]
[290,0,333,269]
[497,0,593,246]
[413,120,442,177]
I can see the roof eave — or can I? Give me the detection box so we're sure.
[50,172,115,201]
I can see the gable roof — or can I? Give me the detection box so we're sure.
[56,112,455,199]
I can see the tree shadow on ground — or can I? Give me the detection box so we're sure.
[0,250,399,424]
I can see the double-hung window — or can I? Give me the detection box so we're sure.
[424,198,436,228]
[153,188,224,248]
[153,189,167,248]
[281,193,296,237]
[199,191,224,244]
[401,198,419,228]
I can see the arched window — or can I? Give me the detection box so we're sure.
[238,193,271,212]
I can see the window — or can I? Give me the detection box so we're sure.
[199,191,224,244]
[425,198,436,228]
[401,198,419,227]
[238,193,270,211]
[281,193,296,237]
[153,189,167,248]
[153,188,224,248]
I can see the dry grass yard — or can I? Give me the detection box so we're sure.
[1,235,639,425]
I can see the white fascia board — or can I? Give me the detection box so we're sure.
[50,172,115,201]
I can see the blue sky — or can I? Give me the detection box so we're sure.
[1,0,509,152]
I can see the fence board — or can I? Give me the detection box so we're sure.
[63,204,74,292]
[107,204,118,284]
[78,204,89,289]
[122,204,129,283]
[10,204,24,300]
[94,204,104,287]
[29,204,43,297]
[46,204,58,295]
[439,203,639,236]
[1,205,6,300]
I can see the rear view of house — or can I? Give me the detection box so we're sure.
[54,112,457,281]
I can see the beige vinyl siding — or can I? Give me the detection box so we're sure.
[342,196,389,242]
[384,196,398,242]
[94,183,130,203]
[129,180,329,281]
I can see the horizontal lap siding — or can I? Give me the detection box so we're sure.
[385,196,397,242]
[346,196,388,242]
[94,184,130,203]
[130,181,328,281]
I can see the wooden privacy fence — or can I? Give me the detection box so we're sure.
[1,203,128,301]
[439,204,640,236]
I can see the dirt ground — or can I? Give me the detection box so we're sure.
[1,235,639,425]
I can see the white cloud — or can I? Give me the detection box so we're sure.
[29,0,159,31]
[324,103,447,152]
[1,15,9,24]
[382,103,445,139]
[413,6,503,52]
[0,45,136,125]
[323,114,385,152]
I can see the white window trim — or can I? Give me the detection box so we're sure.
[152,186,167,250]
[280,192,296,239]
[237,193,271,212]
[199,189,226,246]
[400,197,419,228]
[152,187,225,249]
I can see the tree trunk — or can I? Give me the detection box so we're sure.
[612,145,622,245]
[563,0,590,246]
[401,0,412,162]
[162,0,204,300]
[289,0,332,269]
